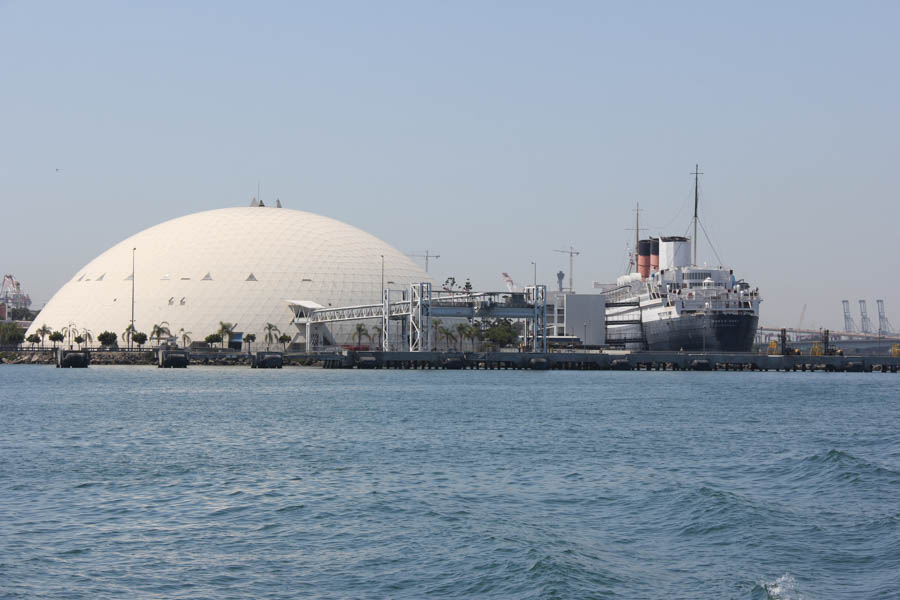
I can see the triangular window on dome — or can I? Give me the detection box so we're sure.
[201,272,213,281]
[161,274,170,280]
[125,273,133,281]
[246,273,258,281]
[96,273,105,281]
[77,274,85,282]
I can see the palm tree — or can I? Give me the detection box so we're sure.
[81,328,93,350]
[178,328,191,348]
[278,333,292,351]
[36,324,52,349]
[264,323,280,350]
[244,333,256,353]
[217,321,237,348]
[437,326,456,349]
[122,323,136,348]
[61,322,78,348]
[353,323,370,347]
[456,323,470,351]
[431,318,442,350]
[372,325,383,349]
[151,321,172,347]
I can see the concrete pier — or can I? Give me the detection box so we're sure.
[293,350,900,373]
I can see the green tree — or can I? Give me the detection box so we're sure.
[26,333,40,349]
[278,333,292,351]
[10,307,37,321]
[217,321,237,348]
[97,331,117,347]
[5,330,25,348]
[0,322,20,345]
[0,323,25,348]
[484,319,518,347]
[36,324,52,348]
[353,323,370,347]
[244,333,256,353]
[264,323,280,350]
[205,333,223,346]
[463,278,473,293]
[150,322,171,346]
[48,331,64,348]
[443,277,457,292]
[132,332,148,349]
[74,335,84,348]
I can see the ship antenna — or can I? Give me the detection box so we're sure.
[691,164,703,266]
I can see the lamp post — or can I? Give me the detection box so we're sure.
[381,254,385,351]
[130,247,136,350]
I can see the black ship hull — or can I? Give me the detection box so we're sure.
[642,312,758,352]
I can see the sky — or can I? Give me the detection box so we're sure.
[2,0,898,330]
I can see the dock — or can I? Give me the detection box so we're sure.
[297,350,900,372]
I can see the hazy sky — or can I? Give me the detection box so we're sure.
[2,1,898,330]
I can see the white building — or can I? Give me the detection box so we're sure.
[27,205,432,347]
[545,291,606,346]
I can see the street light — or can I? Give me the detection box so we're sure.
[130,247,136,350]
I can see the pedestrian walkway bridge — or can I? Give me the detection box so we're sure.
[288,282,548,352]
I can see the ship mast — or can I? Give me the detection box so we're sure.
[634,202,640,273]
[691,164,703,266]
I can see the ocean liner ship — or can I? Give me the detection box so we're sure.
[603,168,761,351]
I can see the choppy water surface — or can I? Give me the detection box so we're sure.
[1,366,898,599]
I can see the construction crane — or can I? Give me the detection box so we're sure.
[859,300,874,334]
[501,272,517,293]
[408,250,440,273]
[877,299,894,334]
[842,300,857,332]
[553,246,580,292]
[0,274,31,310]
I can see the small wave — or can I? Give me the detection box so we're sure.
[756,573,805,600]
[207,505,251,518]
[275,504,305,513]
[793,449,900,484]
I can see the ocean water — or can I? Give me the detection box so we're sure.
[1,366,898,599]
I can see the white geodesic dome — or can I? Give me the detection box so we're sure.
[28,206,432,347]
